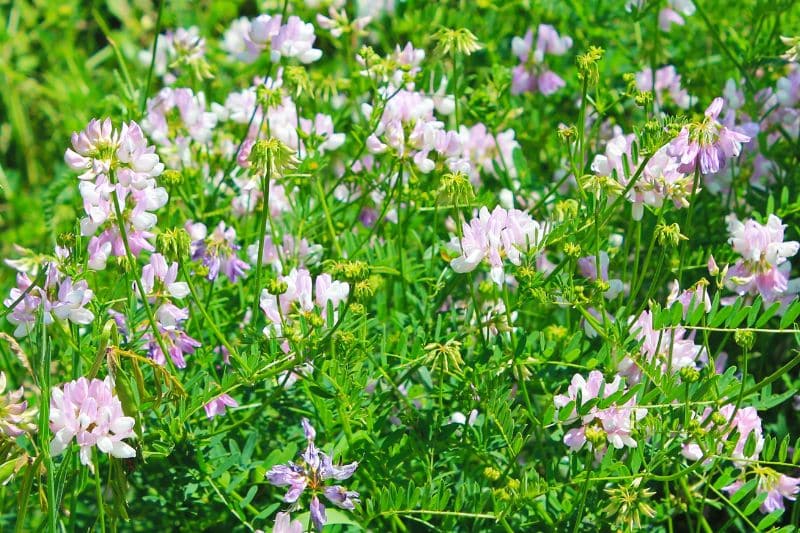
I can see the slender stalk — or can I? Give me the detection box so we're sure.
[252,161,273,323]
[179,263,239,363]
[38,313,57,533]
[110,189,176,374]
[140,0,165,116]
[315,178,343,256]
[94,454,106,533]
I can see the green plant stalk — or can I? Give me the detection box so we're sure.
[252,160,273,324]
[140,0,165,116]
[38,313,57,533]
[94,454,106,533]
[678,167,701,286]
[110,191,177,375]
[179,263,239,364]
[316,177,343,256]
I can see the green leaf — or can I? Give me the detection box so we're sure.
[755,301,781,328]
[779,300,800,330]
[756,509,784,530]
[238,486,257,509]
[746,298,762,327]
[779,434,790,462]
[743,491,767,516]
[729,478,756,504]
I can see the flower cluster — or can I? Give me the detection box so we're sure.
[142,87,218,168]
[448,206,549,285]
[65,118,168,270]
[554,370,647,458]
[138,26,210,84]
[259,268,349,337]
[223,14,322,64]
[635,65,691,109]
[667,97,751,175]
[682,404,764,464]
[723,214,799,303]
[266,419,359,531]
[724,469,800,514]
[49,377,136,471]
[4,258,95,338]
[138,253,200,368]
[511,25,573,95]
[187,221,251,283]
[618,310,705,383]
[591,130,694,220]
[247,234,323,274]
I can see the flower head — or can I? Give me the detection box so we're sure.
[49,377,136,471]
[266,419,359,531]
[554,370,647,458]
[667,97,751,175]
[203,394,238,419]
[723,214,799,302]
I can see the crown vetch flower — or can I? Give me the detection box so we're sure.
[682,404,764,464]
[266,419,359,531]
[618,310,705,384]
[554,370,647,458]
[203,394,239,419]
[666,97,751,175]
[723,214,799,302]
[448,206,548,285]
[49,377,136,471]
[722,468,799,514]
[511,24,572,96]
[187,221,251,282]
[65,119,167,270]
[259,268,349,337]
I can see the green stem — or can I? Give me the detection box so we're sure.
[316,178,342,256]
[179,263,239,363]
[252,162,273,323]
[140,0,165,116]
[110,190,177,375]
[94,454,106,533]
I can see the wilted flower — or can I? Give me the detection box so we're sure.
[266,419,359,531]
[203,394,238,419]
[0,372,36,438]
[49,377,136,471]
[780,35,800,63]
[603,477,657,531]
[433,27,482,57]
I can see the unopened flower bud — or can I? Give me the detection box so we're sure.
[734,330,755,351]
[267,279,289,296]
[679,366,700,383]
[484,467,501,481]
[162,169,184,186]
